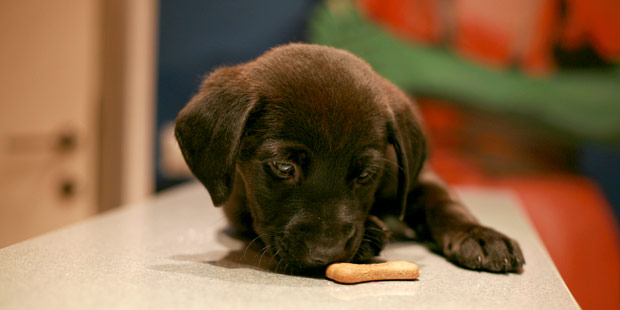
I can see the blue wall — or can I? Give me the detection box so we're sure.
[156,0,317,190]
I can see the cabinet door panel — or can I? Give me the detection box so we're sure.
[0,0,100,247]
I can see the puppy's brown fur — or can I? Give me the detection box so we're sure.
[175,43,524,273]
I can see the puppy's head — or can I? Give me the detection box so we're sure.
[175,44,425,271]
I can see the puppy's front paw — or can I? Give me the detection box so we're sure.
[443,225,525,273]
[353,215,391,262]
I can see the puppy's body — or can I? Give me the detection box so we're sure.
[176,43,524,273]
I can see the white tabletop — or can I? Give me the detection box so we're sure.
[0,182,579,309]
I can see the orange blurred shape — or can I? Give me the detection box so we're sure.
[451,0,560,74]
[357,0,442,43]
[417,99,464,134]
[520,0,558,74]
[453,0,537,70]
[561,0,620,60]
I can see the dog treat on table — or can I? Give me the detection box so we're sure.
[326,260,419,284]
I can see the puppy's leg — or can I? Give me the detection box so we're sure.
[353,215,391,263]
[404,165,525,273]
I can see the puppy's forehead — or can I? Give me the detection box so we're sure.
[249,44,377,100]
[247,45,388,151]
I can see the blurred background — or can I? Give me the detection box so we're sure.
[1,0,619,308]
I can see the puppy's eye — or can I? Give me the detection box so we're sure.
[357,169,376,184]
[271,162,296,178]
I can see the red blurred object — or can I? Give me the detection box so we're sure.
[358,0,442,43]
[452,0,536,70]
[561,0,620,60]
[357,0,620,73]
[420,101,620,310]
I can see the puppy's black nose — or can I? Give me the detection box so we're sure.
[304,224,356,266]
[308,256,329,266]
[307,247,344,266]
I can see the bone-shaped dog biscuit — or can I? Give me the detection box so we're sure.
[326,260,419,284]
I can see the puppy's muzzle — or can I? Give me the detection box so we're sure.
[292,222,358,266]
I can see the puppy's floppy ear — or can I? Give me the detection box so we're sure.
[385,87,427,220]
[175,65,254,206]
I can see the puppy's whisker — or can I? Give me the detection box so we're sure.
[274,251,288,273]
[376,157,406,174]
[375,157,399,166]
[207,215,227,226]
[258,244,272,268]
[242,235,264,259]
[274,258,281,273]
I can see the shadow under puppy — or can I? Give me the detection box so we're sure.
[175,43,525,274]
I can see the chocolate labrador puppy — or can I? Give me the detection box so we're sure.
[175,43,524,274]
